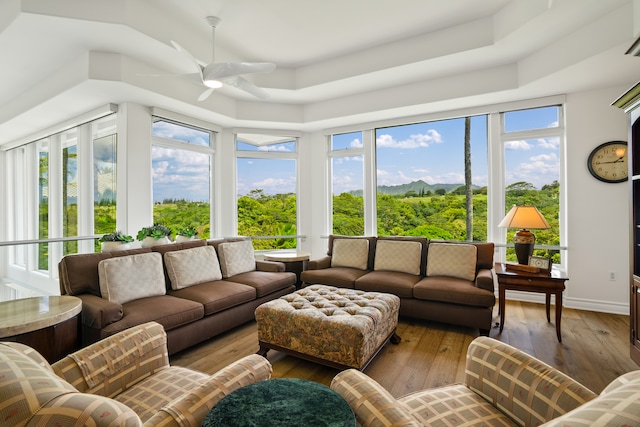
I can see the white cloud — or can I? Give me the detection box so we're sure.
[350,138,363,148]
[537,136,560,149]
[376,129,442,149]
[505,140,532,150]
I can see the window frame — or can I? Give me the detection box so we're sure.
[151,116,217,239]
[234,131,300,250]
[323,96,566,266]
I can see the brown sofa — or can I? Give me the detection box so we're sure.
[58,238,296,355]
[300,235,495,334]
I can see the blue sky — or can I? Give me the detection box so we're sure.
[332,106,560,195]
[151,106,560,201]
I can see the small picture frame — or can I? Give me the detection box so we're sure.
[528,255,552,273]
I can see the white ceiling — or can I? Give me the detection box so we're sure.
[1,0,640,146]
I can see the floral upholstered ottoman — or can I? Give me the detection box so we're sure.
[255,284,400,370]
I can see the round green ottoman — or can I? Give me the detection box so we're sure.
[202,378,355,427]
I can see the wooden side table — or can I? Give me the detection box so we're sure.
[0,295,82,362]
[263,252,310,288]
[494,262,568,342]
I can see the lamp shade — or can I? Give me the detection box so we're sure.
[498,205,550,230]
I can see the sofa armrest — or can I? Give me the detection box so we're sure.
[52,322,170,395]
[540,370,640,427]
[308,256,331,270]
[465,337,597,426]
[77,293,123,329]
[29,393,142,427]
[475,268,495,293]
[256,260,285,272]
[331,369,420,427]
[145,354,273,427]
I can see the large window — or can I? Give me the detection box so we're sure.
[4,112,117,292]
[330,132,365,235]
[374,116,488,240]
[502,106,562,263]
[327,103,564,265]
[151,119,214,239]
[236,134,298,250]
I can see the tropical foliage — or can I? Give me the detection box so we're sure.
[70,179,560,263]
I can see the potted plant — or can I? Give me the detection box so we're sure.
[137,223,173,248]
[176,226,199,243]
[98,231,135,252]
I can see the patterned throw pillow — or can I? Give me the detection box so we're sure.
[217,239,256,278]
[374,240,422,275]
[98,252,166,304]
[426,243,477,281]
[331,239,369,270]
[164,245,222,290]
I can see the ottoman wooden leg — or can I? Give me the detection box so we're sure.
[390,331,401,344]
[257,344,269,357]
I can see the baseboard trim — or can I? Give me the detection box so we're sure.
[503,290,629,315]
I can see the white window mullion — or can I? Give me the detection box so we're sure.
[77,123,94,253]
[363,129,376,236]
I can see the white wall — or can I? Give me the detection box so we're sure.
[564,85,632,314]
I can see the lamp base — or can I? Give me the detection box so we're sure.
[514,229,535,265]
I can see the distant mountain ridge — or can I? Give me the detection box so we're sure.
[349,180,478,196]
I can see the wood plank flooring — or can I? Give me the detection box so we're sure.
[170,300,639,395]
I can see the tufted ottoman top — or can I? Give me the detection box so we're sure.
[279,285,399,324]
[256,285,400,370]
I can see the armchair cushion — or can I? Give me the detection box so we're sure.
[53,321,170,394]
[426,243,477,281]
[98,252,166,304]
[146,354,273,426]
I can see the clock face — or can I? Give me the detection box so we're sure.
[587,140,628,183]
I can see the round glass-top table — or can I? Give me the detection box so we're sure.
[203,378,355,427]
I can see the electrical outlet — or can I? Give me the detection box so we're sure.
[609,271,616,281]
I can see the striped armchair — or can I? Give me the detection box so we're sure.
[0,321,272,427]
[332,336,640,427]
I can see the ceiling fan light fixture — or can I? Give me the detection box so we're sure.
[204,79,223,89]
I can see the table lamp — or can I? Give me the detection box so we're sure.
[498,205,550,265]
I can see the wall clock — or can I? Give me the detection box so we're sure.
[587,140,628,183]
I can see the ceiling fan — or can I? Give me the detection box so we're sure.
[171,16,276,101]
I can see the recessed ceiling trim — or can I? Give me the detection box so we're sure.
[0,103,118,151]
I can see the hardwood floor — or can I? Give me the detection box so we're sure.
[170,300,639,396]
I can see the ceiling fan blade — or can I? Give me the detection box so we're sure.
[204,62,276,80]
[223,76,270,99]
[197,87,215,101]
[171,40,205,79]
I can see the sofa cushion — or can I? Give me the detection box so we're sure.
[217,239,256,278]
[98,252,166,304]
[414,276,495,307]
[169,281,256,316]
[164,245,222,290]
[374,240,422,275]
[355,271,420,298]
[225,270,296,298]
[426,243,477,281]
[331,238,369,270]
[301,267,369,289]
[101,295,204,335]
